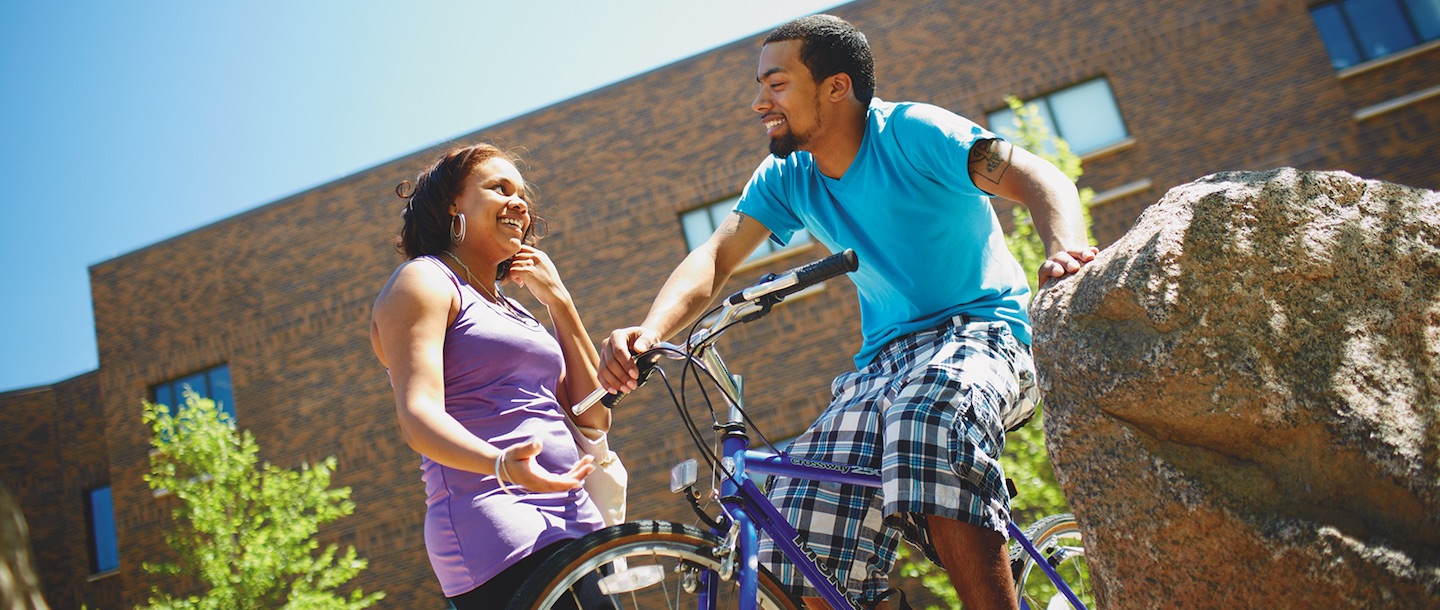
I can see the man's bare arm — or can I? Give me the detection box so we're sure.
[598,212,773,392]
[968,138,1097,282]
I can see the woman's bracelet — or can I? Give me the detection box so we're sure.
[495,449,520,496]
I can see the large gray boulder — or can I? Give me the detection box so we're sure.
[1030,169,1440,608]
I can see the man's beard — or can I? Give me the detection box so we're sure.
[768,99,822,158]
[769,131,800,158]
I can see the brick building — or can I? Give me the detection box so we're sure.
[3,0,1435,607]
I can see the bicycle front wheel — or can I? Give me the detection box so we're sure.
[1014,513,1092,610]
[511,520,799,610]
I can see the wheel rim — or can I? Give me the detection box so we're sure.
[1017,523,1090,610]
[534,538,791,609]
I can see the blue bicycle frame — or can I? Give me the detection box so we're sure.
[704,422,1087,609]
[578,250,1087,609]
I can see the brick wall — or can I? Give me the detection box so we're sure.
[0,373,123,609]
[2,0,1436,606]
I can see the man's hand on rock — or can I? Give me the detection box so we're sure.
[1039,246,1100,285]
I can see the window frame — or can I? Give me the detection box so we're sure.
[985,77,1131,157]
[678,196,813,262]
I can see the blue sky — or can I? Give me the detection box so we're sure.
[0,0,847,392]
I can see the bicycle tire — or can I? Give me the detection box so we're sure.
[1013,513,1092,610]
[510,520,800,610]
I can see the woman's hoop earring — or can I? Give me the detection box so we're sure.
[450,213,466,244]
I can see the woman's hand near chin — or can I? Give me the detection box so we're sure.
[506,246,570,306]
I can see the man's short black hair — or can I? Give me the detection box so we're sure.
[766,14,876,103]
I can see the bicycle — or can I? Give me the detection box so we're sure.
[512,250,1092,610]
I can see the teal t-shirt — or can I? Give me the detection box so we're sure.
[735,99,1031,368]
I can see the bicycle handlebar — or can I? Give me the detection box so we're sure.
[571,249,859,416]
[571,350,671,415]
[725,248,858,305]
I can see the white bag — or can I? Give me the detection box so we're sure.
[565,420,627,526]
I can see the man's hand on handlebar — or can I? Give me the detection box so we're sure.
[597,250,858,396]
[600,326,662,393]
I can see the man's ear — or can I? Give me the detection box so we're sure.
[827,73,854,103]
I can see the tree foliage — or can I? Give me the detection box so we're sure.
[897,97,1095,608]
[139,391,383,610]
[1001,95,1097,295]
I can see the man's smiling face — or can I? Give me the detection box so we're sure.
[752,39,825,158]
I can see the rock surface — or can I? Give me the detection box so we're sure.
[1030,169,1440,608]
[0,481,48,610]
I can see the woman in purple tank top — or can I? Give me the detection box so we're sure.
[371,143,612,609]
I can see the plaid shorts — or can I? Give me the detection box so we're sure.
[757,314,1038,602]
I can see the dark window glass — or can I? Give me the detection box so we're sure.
[207,366,235,421]
[1407,0,1440,39]
[152,364,236,422]
[1313,4,1365,69]
[1311,0,1437,69]
[86,486,119,573]
[1345,0,1418,57]
[154,385,174,414]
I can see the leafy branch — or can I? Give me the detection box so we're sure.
[139,391,383,610]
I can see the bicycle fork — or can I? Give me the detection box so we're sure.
[714,391,860,610]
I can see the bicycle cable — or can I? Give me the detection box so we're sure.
[632,341,728,478]
[632,291,801,490]
[683,298,788,455]
[670,301,791,480]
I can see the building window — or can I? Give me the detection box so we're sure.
[153,364,235,422]
[86,485,119,574]
[1311,0,1440,70]
[986,78,1130,157]
[680,196,812,261]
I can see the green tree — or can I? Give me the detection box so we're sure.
[998,97,1097,523]
[139,391,383,610]
[897,97,1095,608]
[1001,95,1097,296]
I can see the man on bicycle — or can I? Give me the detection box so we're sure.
[599,14,1096,610]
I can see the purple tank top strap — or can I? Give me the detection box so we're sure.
[419,255,465,300]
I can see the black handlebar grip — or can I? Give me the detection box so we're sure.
[598,351,662,409]
[795,249,859,287]
[772,249,859,300]
[599,390,625,409]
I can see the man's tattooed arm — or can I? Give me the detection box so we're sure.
[968,138,1014,193]
[716,211,747,236]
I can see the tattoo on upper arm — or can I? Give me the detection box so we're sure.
[717,211,745,236]
[969,138,1013,188]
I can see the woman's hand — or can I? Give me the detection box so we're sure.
[506,246,569,307]
[497,438,594,493]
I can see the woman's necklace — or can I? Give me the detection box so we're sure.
[442,250,500,303]
[441,250,541,328]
